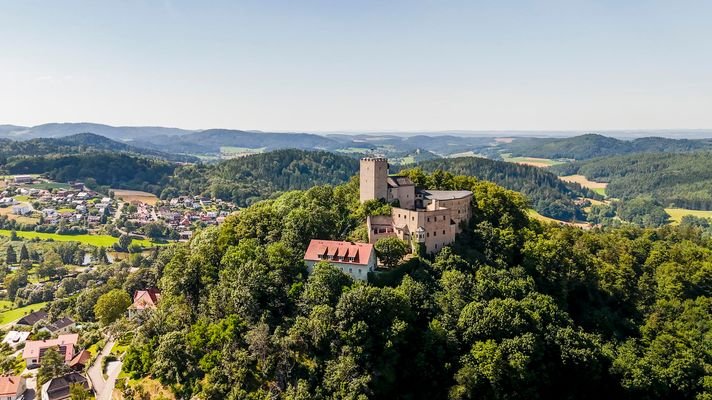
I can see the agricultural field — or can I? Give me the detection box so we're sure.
[0,301,49,326]
[501,153,565,168]
[560,174,608,196]
[664,208,712,224]
[0,229,157,248]
[111,189,159,205]
[219,146,265,159]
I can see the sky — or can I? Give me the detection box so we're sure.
[1,0,711,132]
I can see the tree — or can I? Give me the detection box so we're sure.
[142,221,167,240]
[9,230,17,241]
[374,237,409,268]
[94,289,132,325]
[37,251,65,280]
[4,269,27,301]
[69,382,90,400]
[117,234,133,251]
[37,347,69,385]
[5,245,16,265]
[19,243,29,261]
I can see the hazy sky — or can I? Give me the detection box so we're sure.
[1,0,711,132]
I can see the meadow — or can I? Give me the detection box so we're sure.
[0,301,49,326]
[0,230,157,248]
[111,189,159,205]
[559,174,608,196]
[501,153,565,168]
[664,208,712,224]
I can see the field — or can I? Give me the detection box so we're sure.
[0,302,49,325]
[527,209,591,228]
[27,181,70,190]
[220,146,265,158]
[112,189,159,205]
[0,230,157,248]
[664,208,712,224]
[501,153,564,168]
[559,175,608,196]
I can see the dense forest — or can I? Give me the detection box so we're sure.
[0,133,197,163]
[118,171,710,399]
[554,152,712,210]
[404,157,596,220]
[503,134,712,160]
[161,149,360,206]
[3,153,176,193]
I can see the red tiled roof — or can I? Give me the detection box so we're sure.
[303,240,374,266]
[22,334,78,362]
[131,289,161,310]
[69,349,91,368]
[0,376,23,396]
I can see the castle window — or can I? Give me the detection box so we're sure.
[427,217,430,222]
[427,232,430,237]
[434,231,437,237]
[443,230,446,234]
[349,268,353,273]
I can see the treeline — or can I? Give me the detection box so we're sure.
[160,149,360,206]
[118,171,709,399]
[402,156,595,220]
[502,133,712,160]
[0,132,197,163]
[554,151,712,210]
[4,153,176,193]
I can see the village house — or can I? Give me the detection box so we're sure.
[41,372,90,400]
[22,333,79,368]
[360,157,472,254]
[11,204,32,215]
[13,175,32,184]
[128,288,161,318]
[69,349,91,371]
[40,317,76,335]
[303,240,377,281]
[0,376,26,400]
[15,310,48,326]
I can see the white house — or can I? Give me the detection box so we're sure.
[303,240,377,282]
[12,204,32,215]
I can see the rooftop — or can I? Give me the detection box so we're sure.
[304,240,374,266]
[419,190,473,201]
[22,333,79,362]
[0,376,23,396]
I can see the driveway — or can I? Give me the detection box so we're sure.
[87,339,123,400]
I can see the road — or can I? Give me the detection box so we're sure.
[87,339,123,400]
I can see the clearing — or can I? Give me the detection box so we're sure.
[0,301,49,325]
[527,209,592,228]
[664,208,712,224]
[0,230,156,248]
[501,153,564,168]
[560,175,608,196]
[111,189,159,205]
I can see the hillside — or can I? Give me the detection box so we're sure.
[0,122,193,140]
[161,149,360,206]
[402,156,593,220]
[0,133,198,162]
[554,151,712,209]
[503,133,712,160]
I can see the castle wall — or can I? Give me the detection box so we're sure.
[360,158,388,203]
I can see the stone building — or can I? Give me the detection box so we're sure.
[360,157,472,254]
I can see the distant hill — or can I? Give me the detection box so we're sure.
[400,157,594,220]
[0,133,197,163]
[554,152,712,210]
[502,134,712,160]
[0,122,193,140]
[161,149,360,206]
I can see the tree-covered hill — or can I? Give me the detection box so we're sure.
[161,149,360,206]
[401,156,595,220]
[0,133,197,163]
[554,151,712,210]
[503,133,712,160]
[118,170,710,400]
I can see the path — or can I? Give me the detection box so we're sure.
[87,339,122,400]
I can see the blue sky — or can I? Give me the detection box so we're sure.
[1,0,710,131]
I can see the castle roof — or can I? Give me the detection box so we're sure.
[419,190,472,201]
[304,240,374,266]
[387,176,414,188]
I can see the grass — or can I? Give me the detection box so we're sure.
[501,153,565,167]
[0,230,158,248]
[0,300,14,311]
[664,208,712,225]
[27,182,70,190]
[591,188,607,196]
[13,195,30,202]
[220,146,265,155]
[0,302,49,325]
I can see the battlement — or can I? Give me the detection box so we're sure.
[360,157,388,162]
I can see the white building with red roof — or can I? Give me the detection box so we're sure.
[303,240,376,281]
[0,375,26,400]
[128,288,161,318]
[22,333,79,368]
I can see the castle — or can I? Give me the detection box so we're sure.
[360,157,472,254]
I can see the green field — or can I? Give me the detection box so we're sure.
[0,302,49,325]
[664,208,712,225]
[592,188,607,196]
[27,182,71,190]
[0,300,14,312]
[0,230,157,247]
[501,153,565,167]
[220,146,265,155]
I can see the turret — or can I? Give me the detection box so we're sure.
[359,157,388,203]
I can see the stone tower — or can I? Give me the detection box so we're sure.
[360,157,388,203]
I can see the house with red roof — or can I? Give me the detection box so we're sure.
[0,375,26,400]
[128,288,161,318]
[22,334,79,368]
[303,240,376,281]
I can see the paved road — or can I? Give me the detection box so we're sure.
[87,339,122,400]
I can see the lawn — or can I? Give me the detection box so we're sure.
[501,153,565,168]
[0,301,49,325]
[665,208,712,225]
[27,182,70,190]
[591,188,607,196]
[0,230,158,248]
[0,300,14,312]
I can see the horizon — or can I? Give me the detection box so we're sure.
[2,1,711,131]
